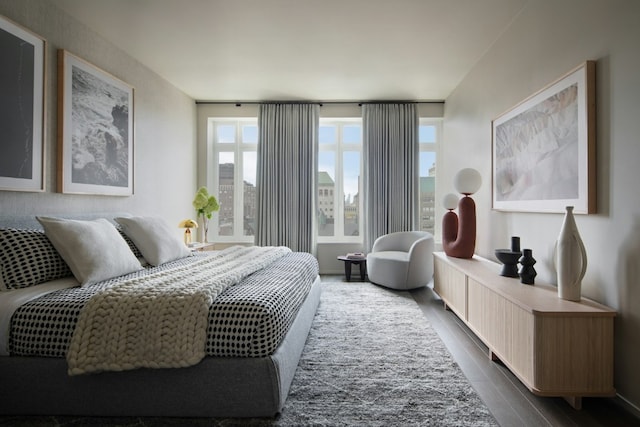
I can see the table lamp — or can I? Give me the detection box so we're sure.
[178,219,198,245]
[442,168,481,258]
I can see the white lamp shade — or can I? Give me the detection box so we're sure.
[443,193,459,210]
[454,168,482,195]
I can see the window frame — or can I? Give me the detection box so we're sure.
[317,118,363,243]
[208,117,258,244]
[205,115,439,243]
[418,118,442,236]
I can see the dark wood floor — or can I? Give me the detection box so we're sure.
[404,280,640,427]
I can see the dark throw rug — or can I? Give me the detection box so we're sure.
[0,280,498,426]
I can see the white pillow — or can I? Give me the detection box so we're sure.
[36,217,143,286]
[114,216,191,266]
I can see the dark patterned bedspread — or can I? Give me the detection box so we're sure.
[9,251,318,358]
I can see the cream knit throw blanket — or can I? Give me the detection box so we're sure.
[67,245,291,375]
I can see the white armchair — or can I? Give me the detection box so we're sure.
[367,231,434,290]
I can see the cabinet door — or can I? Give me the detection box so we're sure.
[534,316,614,393]
[433,257,467,320]
[467,278,534,385]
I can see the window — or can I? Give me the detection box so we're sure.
[207,115,437,243]
[209,118,257,242]
[418,119,440,235]
[318,119,362,242]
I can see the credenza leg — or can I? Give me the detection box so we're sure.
[564,396,583,410]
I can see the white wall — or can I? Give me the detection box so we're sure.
[0,0,197,235]
[443,0,640,410]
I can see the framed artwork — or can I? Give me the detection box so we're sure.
[58,49,134,195]
[492,61,596,214]
[0,15,45,192]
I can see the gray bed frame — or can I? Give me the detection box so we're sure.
[0,214,321,417]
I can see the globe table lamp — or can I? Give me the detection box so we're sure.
[178,219,198,245]
[442,168,481,259]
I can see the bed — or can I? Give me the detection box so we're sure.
[0,213,321,418]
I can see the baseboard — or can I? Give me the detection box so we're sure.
[615,393,640,420]
[319,269,344,275]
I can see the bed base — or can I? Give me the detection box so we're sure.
[0,276,321,417]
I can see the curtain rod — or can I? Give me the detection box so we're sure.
[195,100,444,106]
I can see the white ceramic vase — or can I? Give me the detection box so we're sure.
[556,206,588,301]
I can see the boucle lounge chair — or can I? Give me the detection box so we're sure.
[367,231,434,290]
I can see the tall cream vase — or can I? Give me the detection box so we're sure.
[556,206,588,301]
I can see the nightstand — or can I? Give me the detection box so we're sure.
[188,242,216,252]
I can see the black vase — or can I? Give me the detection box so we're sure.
[518,249,537,285]
[511,236,521,252]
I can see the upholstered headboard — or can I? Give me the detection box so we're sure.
[0,212,132,230]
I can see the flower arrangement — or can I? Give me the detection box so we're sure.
[192,186,219,242]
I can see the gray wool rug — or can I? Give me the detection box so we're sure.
[273,281,498,426]
[0,280,498,427]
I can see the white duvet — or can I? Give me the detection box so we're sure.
[0,278,79,356]
[66,245,291,375]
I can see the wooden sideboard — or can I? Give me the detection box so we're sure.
[433,252,616,409]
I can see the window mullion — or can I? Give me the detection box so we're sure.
[234,124,244,239]
[334,137,344,238]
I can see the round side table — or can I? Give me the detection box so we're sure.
[337,255,367,282]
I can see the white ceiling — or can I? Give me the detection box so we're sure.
[53,0,528,102]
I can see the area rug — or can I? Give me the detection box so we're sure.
[273,280,498,426]
[0,280,497,426]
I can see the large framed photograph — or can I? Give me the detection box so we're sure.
[492,61,596,214]
[58,49,134,195]
[0,15,45,192]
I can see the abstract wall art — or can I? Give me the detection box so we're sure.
[492,61,596,214]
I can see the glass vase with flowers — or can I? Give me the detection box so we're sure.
[192,186,219,243]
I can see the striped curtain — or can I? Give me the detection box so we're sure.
[255,103,319,253]
[363,103,419,251]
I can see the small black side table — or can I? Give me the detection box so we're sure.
[337,255,367,282]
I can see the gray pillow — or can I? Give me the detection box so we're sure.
[36,217,143,286]
[114,216,191,266]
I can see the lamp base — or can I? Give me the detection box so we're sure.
[442,195,476,259]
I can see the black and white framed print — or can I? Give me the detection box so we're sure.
[57,49,134,196]
[0,14,45,192]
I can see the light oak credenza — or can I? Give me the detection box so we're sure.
[433,252,616,409]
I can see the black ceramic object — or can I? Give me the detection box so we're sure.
[519,249,537,285]
[511,236,520,252]
[495,249,521,277]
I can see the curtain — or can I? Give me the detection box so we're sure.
[255,103,319,253]
[363,103,419,252]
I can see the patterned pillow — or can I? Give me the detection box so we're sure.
[0,228,73,291]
